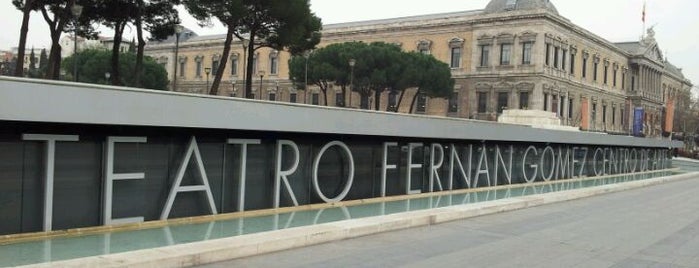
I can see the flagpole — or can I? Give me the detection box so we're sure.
[642,0,646,38]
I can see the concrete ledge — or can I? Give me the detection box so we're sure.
[20,172,698,268]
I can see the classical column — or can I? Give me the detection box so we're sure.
[640,66,645,94]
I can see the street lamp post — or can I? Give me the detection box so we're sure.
[105,72,111,85]
[349,58,356,108]
[242,39,249,98]
[204,67,211,94]
[258,70,265,100]
[231,79,238,97]
[71,4,83,82]
[304,50,313,104]
[172,25,183,91]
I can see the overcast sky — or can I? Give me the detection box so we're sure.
[1,0,697,92]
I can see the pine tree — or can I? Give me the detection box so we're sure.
[28,47,37,77]
[39,48,48,78]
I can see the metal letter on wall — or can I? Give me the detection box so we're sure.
[429,143,444,192]
[522,146,538,183]
[22,134,80,232]
[312,141,355,203]
[381,142,398,197]
[104,136,147,226]
[405,143,423,195]
[227,139,262,212]
[274,140,300,208]
[448,144,472,190]
[160,136,218,220]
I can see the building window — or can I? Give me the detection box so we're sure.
[561,49,567,71]
[479,45,490,67]
[621,108,626,126]
[552,94,559,116]
[311,93,319,105]
[196,61,202,77]
[602,105,607,124]
[570,52,576,75]
[631,76,635,91]
[553,47,560,68]
[417,40,432,55]
[230,56,238,75]
[559,95,565,117]
[519,91,529,109]
[387,91,398,111]
[269,52,278,75]
[612,106,617,125]
[545,43,551,66]
[252,54,258,74]
[449,92,459,113]
[500,43,512,65]
[593,61,599,81]
[212,59,220,75]
[268,92,276,101]
[451,47,462,68]
[613,69,617,87]
[603,65,609,84]
[582,57,587,78]
[360,95,369,109]
[477,92,487,113]
[522,42,532,65]
[289,93,297,103]
[622,72,626,89]
[497,92,508,114]
[568,99,574,119]
[179,61,185,77]
[416,93,427,113]
[336,92,344,107]
[543,93,549,111]
[591,103,597,123]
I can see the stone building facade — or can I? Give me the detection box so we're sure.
[145,0,693,137]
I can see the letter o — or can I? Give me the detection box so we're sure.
[312,141,355,203]
[540,146,556,181]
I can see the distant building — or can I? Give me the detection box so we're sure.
[145,0,693,138]
[60,35,133,58]
[6,47,45,74]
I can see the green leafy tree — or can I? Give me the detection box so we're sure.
[406,52,455,113]
[33,0,78,80]
[289,42,453,112]
[62,49,169,90]
[88,0,140,86]
[134,0,180,87]
[185,0,322,97]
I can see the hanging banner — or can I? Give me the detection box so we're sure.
[633,107,645,137]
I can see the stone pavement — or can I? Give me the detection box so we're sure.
[203,174,699,268]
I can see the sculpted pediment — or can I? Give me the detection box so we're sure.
[644,44,664,63]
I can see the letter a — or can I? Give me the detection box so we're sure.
[160,136,218,220]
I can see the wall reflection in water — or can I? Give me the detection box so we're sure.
[0,171,672,266]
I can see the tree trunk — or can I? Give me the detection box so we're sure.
[14,0,32,77]
[374,90,381,111]
[40,5,68,80]
[394,89,406,112]
[210,27,235,96]
[110,22,125,86]
[409,89,421,114]
[134,4,145,88]
[244,30,257,99]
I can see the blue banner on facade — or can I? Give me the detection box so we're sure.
[633,107,645,137]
